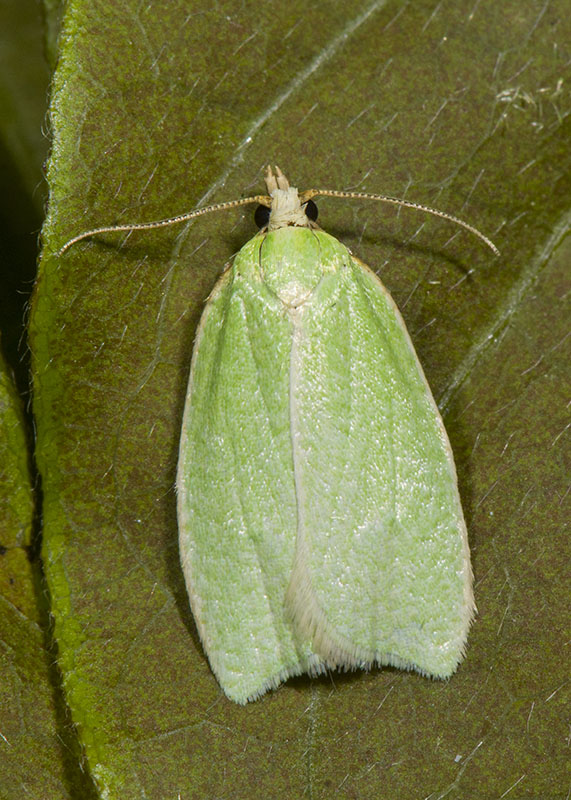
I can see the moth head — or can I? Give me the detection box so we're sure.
[255,165,319,231]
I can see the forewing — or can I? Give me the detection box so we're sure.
[287,251,474,678]
[177,251,319,703]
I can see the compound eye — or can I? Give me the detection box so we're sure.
[303,199,318,222]
[254,204,271,229]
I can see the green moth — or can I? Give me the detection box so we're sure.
[59,167,498,704]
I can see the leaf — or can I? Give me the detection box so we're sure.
[0,346,69,799]
[0,2,99,796]
[0,0,50,375]
[32,0,570,797]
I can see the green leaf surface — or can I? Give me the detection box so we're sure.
[0,3,89,795]
[0,347,67,799]
[32,0,569,797]
[0,347,33,550]
[0,0,50,206]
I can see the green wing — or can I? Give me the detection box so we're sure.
[177,238,324,704]
[286,243,474,678]
[178,227,474,704]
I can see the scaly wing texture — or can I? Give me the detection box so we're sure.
[177,240,323,704]
[287,240,475,678]
[178,227,474,704]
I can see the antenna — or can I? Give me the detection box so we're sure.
[56,167,499,257]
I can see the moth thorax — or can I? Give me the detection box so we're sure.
[268,187,311,231]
